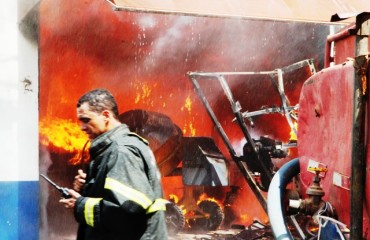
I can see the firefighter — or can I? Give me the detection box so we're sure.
[59,89,168,240]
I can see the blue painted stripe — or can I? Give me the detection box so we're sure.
[0,181,38,240]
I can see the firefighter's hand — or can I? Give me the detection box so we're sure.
[73,169,86,192]
[59,189,81,209]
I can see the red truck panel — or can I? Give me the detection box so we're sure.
[298,60,370,230]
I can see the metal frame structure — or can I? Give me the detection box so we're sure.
[188,59,316,212]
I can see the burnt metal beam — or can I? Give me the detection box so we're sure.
[189,74,268,213]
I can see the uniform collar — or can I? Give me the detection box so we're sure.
[90,124,130,156]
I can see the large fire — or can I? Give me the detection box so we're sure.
[39,82,198,166]
[39,118,89,165]
[37,1,332,238]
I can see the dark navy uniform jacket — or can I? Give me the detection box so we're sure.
[74,124,168,240]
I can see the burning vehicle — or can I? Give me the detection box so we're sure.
[35,0,369,238]
[186,12,370,240]
[119,109,229,233]
[116,58,314,235]
[179,12,370,239]
[186,59,312,239]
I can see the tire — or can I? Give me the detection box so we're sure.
[188,199,224,231]
[165,202,185,235]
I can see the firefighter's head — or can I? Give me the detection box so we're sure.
[76,88,121,140]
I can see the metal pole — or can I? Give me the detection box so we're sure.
[350,13,370,240]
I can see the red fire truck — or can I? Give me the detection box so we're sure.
[267,13,370,239]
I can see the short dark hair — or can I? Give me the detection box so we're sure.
[77,89,119,118]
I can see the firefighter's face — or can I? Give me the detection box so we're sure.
[77,102,108,140]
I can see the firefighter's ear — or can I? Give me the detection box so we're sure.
[101,110,110,119]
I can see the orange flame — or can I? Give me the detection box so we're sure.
[168,194,179,204]
[168,194,188,217]
[181,95,196,136]
[134,81,156,106]
[290,121,298,140]
[196,193,221,206]
[181,95,192,113]
[39,118,89,165]
[240,213,251,223]
[69,140,90,165]
[179,205,187,216]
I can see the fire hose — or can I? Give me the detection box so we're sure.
[267,158,300,240]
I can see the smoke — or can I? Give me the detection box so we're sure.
[150,16,194,61]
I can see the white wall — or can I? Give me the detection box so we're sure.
[0,0,39,181]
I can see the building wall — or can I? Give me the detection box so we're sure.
[0,1,39,239]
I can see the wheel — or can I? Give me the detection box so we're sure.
[165,202,185,235]
[188,199,224,231]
